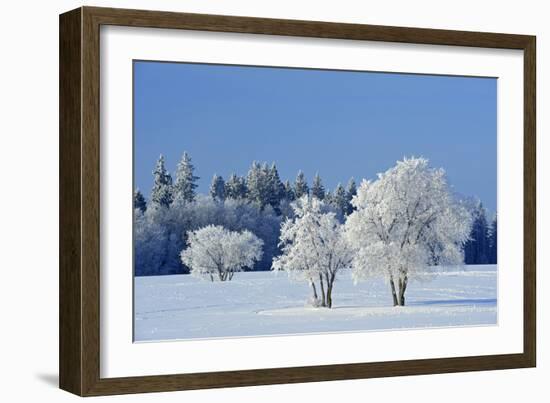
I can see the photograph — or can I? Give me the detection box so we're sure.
[132,61,498,342]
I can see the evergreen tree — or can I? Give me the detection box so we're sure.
[331,183,347,217]
[283,180,295,201]
[246,161,271,209]
[150,155,173,208]
[267,163,285,209]
[488,215,498,264]
[225,173,247,199]
[464,202,490,264]
[294,171,309,199]
[173,152,199,204]
[311,173,326,200]
[324,190,333,205]
[209,174,226,201]
[345,177,357,215]
[134,188,147,213]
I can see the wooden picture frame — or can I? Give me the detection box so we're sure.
[59,6,536,396]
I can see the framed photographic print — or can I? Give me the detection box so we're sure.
[59,6,536,396]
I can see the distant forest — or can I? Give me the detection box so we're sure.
[134,152,497,276]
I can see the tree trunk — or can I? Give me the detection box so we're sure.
[310,281,318,301]
[389,277,399,306]
[318,274,326,307]
[398,275,408,306]
[325,273,333,309]
[209,273,214,282]
[216,264,225,281]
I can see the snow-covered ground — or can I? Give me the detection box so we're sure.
[134,265,497,342]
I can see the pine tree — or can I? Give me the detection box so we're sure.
[267,163,285,209]
[209,174,226,201]
[134,188,147,213]
[488,215,498,264]
[283,180,295,201]
[311,173,326,200]
[246,161,261,206]
[173,152,199,204]
[294,171,309,199]
[324,190,333,205]
[331,183,347,217]
[464,202,490,264]
[246,161,270,209]
[150,155,173,208]
[225,173,247,199]
[345,177,357,215]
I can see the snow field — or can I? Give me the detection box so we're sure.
[134,265,496,341]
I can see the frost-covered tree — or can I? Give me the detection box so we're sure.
[267,163,285,210]
[246,161,270,209]
[273,196,353,308]
[134,188,147,213]
[173,152,199,204]
[134,206,182,276]
[209,174,226,202]
[283,180,295,201]
[330,183,347,219]
[294,171,309,199]
[134,208,165,276]
[245,161,285,211]
[181,225,263,281]
[345,157,471,306]
[190,195,280,270]
[464,201,490,265]
[345,178,357,215]
[150,155,173,208]
[225,173,247,200]
[311,173,326,200]
[135,194,281,276]
[330,183,348,217]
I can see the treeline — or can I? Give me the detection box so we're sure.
[134,152,358,276]
[134,152,497,277]
[463,201,497,265]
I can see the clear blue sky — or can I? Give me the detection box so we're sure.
[134,61,497,213]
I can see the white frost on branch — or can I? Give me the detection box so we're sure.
[181,225,263,281]
[345,157,472,306]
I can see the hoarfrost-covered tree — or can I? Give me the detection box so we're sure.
[150,155,173,208]
[173,152,199,204]
[209,174,226,202]
[225,173,247,200]
[246,161,270,209]
[464,201,490,264]
[134,188,147,213]
[283,180,295,201]
[311,173,326,200]
[134,206,182,275]
[330,183,347,219]
[345,157,471,306]
[181,225,263,281]
[244,161,285,211]
[294,171,309,199]
[267,163,285,210]
[345,177,357,215]
[273,196,353,308]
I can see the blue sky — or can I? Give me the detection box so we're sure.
[134,61,497,213]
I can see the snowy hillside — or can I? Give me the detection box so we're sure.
[134,265,497,342]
